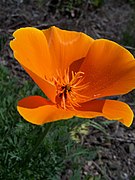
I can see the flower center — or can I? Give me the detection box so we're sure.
[54,69,89,110]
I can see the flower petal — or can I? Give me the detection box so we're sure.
[10,27,53,79]
[23,66,56,102]
[42,26,94,75]
[75,100,133,127]
[80,39,135,100]
[17,96,74,125]
[10,27,57,102]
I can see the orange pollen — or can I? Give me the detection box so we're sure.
[53,69,89,109]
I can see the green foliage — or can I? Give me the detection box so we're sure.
[48,0,83,17]
[47,0,104,18]
[127,0,135,6]
[88,175,102,180]
[0,65,101,179]
[91,0,104,7]
[121,11,135,51]
[69,169,81,180]
[70,119,109,143]
[63,0,82,10]
[122,32,135,47]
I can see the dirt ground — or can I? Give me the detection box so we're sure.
[1,0,135,179]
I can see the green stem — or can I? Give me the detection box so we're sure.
[21,122,52,166]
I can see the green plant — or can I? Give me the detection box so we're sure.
[91,0,104,7]
[0,65,100,179]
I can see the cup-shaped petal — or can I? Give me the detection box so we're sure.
[80,39,135,100]
[17,96,75,125]
[75,99,133,127]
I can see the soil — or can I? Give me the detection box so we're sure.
[1,0,135,179]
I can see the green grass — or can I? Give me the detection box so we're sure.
[127,0,135,6]
[0,65,102,179]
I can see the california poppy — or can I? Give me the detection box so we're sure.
[10,26,135,127]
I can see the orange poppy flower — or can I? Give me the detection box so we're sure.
[10,26,135,127]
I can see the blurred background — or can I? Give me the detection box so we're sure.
[1,0,135,179]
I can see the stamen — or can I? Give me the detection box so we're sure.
[50,68,89,109]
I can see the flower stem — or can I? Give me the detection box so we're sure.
[21,122,52,166]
